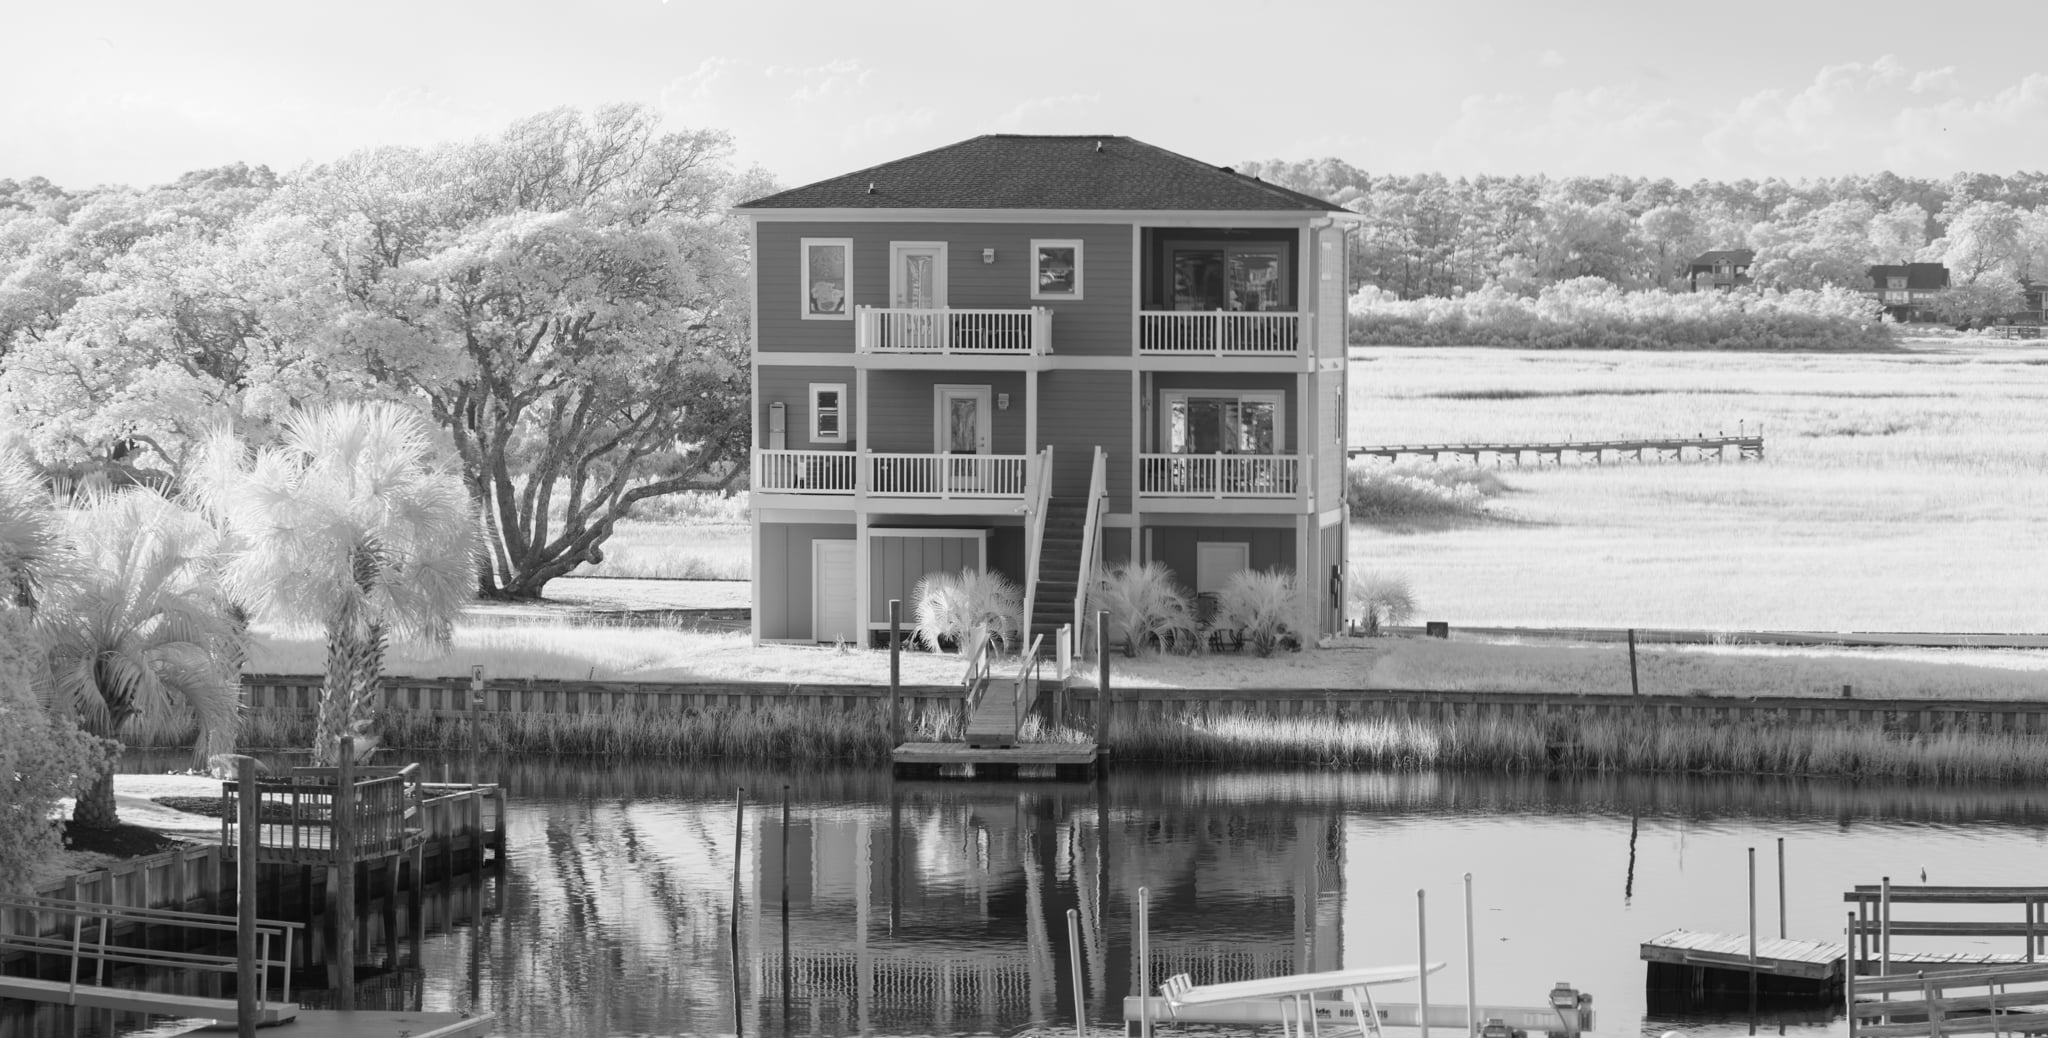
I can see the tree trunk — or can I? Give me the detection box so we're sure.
[71,768,120,829]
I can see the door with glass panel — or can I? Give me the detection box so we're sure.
[935,385,991,493]
[891,242,948,350]
[1170,243,1291,349]
[1163,391,1282,493]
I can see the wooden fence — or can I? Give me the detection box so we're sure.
[243,674,2048,737]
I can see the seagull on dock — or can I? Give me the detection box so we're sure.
[1921,867,1928,883]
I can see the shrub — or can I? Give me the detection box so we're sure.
[911,568,1022,659]
[1346,461,1505,524]
[1349,572,1417,635]
[1349,280,1892,351]
[1089,561,1199,657]
[1215,568,1304,657]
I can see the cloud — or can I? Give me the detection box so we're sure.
[767,59,874,105]
[995,93,1104,131]
[1538,49,1566,69]
[842,106,935,149]
[1412,56,2048,178]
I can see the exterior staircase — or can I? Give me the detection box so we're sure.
[1028,497,1089,658]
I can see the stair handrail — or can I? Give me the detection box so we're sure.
[1071,446,1108,660]
[1019,444,1054,657]
[0,891,301,1013]
[960,633,996,722]
[1014,633,1044,736]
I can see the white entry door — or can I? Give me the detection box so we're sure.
[812,540,858,644]
[891,242,947,309]
[935,385,991,492]
[1195,542,1250,595]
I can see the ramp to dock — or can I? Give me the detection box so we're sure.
[0,975,297,1025]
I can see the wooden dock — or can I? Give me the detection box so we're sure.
[1350,433,1763,466]
[0,974,298,1025]
[890,741,1099,779]
[1642,928,2030,997]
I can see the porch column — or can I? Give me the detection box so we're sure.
[856,365,871,499]
[1026,367,1038,475]
[1129,368,1143,560]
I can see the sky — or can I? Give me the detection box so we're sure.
[5,0,2046,193]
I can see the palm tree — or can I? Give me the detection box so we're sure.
[1,450,71,709]
[40,489,244,828]
[196,401,476,767]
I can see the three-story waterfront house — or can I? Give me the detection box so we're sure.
[735,135,1359,652]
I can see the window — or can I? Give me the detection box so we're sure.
[1168,243,1290,311]
[1031,239,1083,300]
[801,238,852,320]
[1887,276,1908,291]
[1161,390,1285,454]
[810,383,846,443]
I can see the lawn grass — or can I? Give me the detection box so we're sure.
[571,520,750,580]
[1349,340,2048,631]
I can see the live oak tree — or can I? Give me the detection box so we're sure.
[264,105,768,598]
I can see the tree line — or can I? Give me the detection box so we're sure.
[0,104,772,599]
[1239,159,2048,314]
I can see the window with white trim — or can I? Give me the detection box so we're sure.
[810,383,847,444]
[1160,390,1285,454]
[1030,239,1083,300]
[801,238,852,320]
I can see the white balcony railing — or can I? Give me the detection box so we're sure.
[1139,311,1302,355]
[1138,453,1301,497]
[870,453,1031,497]
[754,449,1036,499]
[856,306,1051,355]
[754,449,858,493]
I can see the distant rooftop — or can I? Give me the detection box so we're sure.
[736,135,1349,213]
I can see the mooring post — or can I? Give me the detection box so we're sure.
[1748,846,1757,1005]
[1137,885,1151,1038]
[889,599,903,746]
[730,788,745,944]
[1464,874,1477,1038]
[1778,837,1787,939]
[1096,611,1111,752]
[1067,908,1085,1037]
[1417,889,1430,1038]
[1627,628,1640,696]
[237,757,258,1038]
[334,737,357,1008]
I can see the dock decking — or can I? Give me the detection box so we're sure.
[1350,434,1763,466]
[890,741,1099,779]
[1642,928,2030,996]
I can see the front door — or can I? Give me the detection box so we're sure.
[812,540,858,644]
[935,385,991,493]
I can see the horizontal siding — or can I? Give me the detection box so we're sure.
[1319,370,1344,504]
[759,365,857,450]
[758,523,855,640]
[1147,526,1296,594]
[1038,370,1132,504]
[866,371,1028,455]
[1318,226,1347,360]
[756,221,1133,355]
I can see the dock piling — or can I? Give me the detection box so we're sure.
[1417,888,1430,1038]
[237,757,258,1038]
[1069,908,1085,1037]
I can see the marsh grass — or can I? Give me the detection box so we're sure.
[1352,343,2048,630]
[573,520,751,580]
[1116,709,2048,781]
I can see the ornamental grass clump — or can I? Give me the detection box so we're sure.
[1349,571,1417,635]
[1089,561,1199,657]
[1214,568,1304,657]
[1345,461,1504,525]
[912,568,1022,659]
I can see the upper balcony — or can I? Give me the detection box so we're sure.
[1136,452,1311,512]
[855,306,1052,359]
[753,448,1041,512]
[1138,311,1301,356]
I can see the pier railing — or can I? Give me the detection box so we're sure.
[1350,433,1764,466]
[0,891,301,1014]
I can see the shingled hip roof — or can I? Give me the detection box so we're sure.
[735,134,1349,213]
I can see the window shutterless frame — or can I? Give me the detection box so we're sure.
[1030,239,1083,301]
[801,238,853,320]
[809,382,847,444]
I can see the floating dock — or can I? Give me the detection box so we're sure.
[1121,992,1594,1036]
[1640,928,2027,997]
[890,741,1099,779]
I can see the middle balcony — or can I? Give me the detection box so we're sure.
[855,306,1053,358]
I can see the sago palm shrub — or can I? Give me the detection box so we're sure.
[1215,567,1305,657]
[912,568,1022,660]
[1349,571,1417,636]
[194,401,477,767]
[40,489,245,828]
[1088,561,1198,657]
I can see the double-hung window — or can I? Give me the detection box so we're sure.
[810,383,846,444]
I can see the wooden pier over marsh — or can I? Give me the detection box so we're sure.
[1350,432,1764,466]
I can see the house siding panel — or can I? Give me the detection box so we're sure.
[1317,227,1347,360]
[759,365,858,449]
[1318,370,1344,504]
[757,221,1133,355]
[1037,370,1132,504]
[758,523,856,640]
[1146,526,1295,594]
[1319,519,1345,635]
[866,371,1029,455]
[865,525,1023,626]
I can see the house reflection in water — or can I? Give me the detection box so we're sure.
[747,778,1344,1035]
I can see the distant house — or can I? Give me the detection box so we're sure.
[1991,280,2048,338]
[1864,263,1950,322]
[1687,249,1753,292]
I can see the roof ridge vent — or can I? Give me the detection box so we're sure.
[1095,140,1103,152]
[867,182,876,194]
